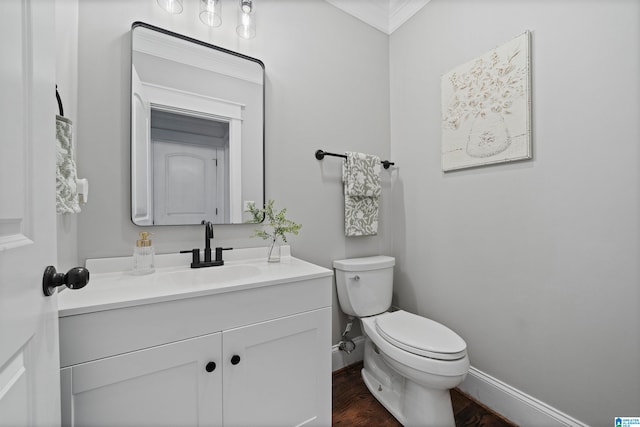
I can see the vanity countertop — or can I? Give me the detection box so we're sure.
[58,247,332,317]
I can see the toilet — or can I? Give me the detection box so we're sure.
[333,256,469,427]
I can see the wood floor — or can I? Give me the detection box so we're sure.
[332,362,517,427]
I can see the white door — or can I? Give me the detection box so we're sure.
[153,140,225,225]
[0,1,60,425]
[222,308,332,427]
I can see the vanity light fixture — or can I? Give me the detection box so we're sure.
[156,0,256,38]
[200,0,222,27]
[236,0,256,39]
[157,0,183,14]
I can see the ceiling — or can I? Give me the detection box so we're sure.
[324,0,431,35]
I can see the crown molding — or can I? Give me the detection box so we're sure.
[388,0,431,33]
[325,0,431,35]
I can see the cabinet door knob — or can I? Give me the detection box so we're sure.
[230,355,241,365]
[205,361,216,372]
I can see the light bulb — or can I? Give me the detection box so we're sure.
[200,0,222,27]
[241,0,253,14]
[157,0,183,14]
[236,0,256,39]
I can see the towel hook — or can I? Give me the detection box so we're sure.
[55,85,64,117]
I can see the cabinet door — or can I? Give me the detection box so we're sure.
[223,308,331,426]
[61,333,222,427]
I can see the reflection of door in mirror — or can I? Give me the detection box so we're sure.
[131,22,264,226]
[152,110,228,225]
[132,65,152,225]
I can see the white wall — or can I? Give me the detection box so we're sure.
[71,0,390,344]
[389,0,640,425]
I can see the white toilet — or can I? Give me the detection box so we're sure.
[333,256,469,427]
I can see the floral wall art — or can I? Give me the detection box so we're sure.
[441,31,531,171]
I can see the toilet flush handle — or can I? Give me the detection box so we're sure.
[351,275,360,281]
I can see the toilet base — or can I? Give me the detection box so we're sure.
[362,338,456,427]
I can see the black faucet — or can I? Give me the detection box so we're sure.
[180,221,233,268]
[202,220,214,263]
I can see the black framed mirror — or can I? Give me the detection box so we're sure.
[131,22,264,225]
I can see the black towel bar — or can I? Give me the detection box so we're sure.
[315,149,394,169]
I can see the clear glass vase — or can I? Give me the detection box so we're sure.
[267,238,280,263]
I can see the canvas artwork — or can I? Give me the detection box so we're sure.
[441,31,531,171]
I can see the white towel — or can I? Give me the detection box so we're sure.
[56,115,81,214]
[343,152,381,236]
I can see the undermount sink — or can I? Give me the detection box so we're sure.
[163,264,261,286]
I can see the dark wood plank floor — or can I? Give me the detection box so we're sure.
[333,362,517,427]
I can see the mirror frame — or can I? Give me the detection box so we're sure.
[130,21,265,226]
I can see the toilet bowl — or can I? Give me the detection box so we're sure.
[333,256,469,427]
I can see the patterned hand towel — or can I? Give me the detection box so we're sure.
[56,115,81,214]
[343,152,381,236]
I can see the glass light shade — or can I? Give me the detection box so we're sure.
[157,0,183,14]
[200,0,222,27]
[236,0,256,39]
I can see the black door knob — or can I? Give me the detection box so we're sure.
[205,361,216,372]
[231,355,241,365]
[42,266,90,297]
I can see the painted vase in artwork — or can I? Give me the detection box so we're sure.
[466,112,512,158]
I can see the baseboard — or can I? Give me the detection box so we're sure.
[459,366,588,426]
[331,335,365,372]
[332,336,587,426]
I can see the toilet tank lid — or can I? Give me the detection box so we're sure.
[333,256,395,271]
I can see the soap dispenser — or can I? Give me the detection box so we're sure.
[133,231,155,275]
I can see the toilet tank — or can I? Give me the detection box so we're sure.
[333,256,395,317]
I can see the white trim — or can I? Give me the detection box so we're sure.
[331,335,365,372]
[388,0,431,33]
[324,0,431,35]
[143,83,245,121]
[459,367,588,427]
[227,119,242,223]
[131,65,153,225]
[331,336,587,426]
[325,0,390,34]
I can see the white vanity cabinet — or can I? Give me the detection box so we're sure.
[58,255,332,427]
[60,332,224,427]
[222,308,329,427]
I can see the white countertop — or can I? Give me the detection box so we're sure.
[58,247,333,317]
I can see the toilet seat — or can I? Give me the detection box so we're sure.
[375,311,467,361]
